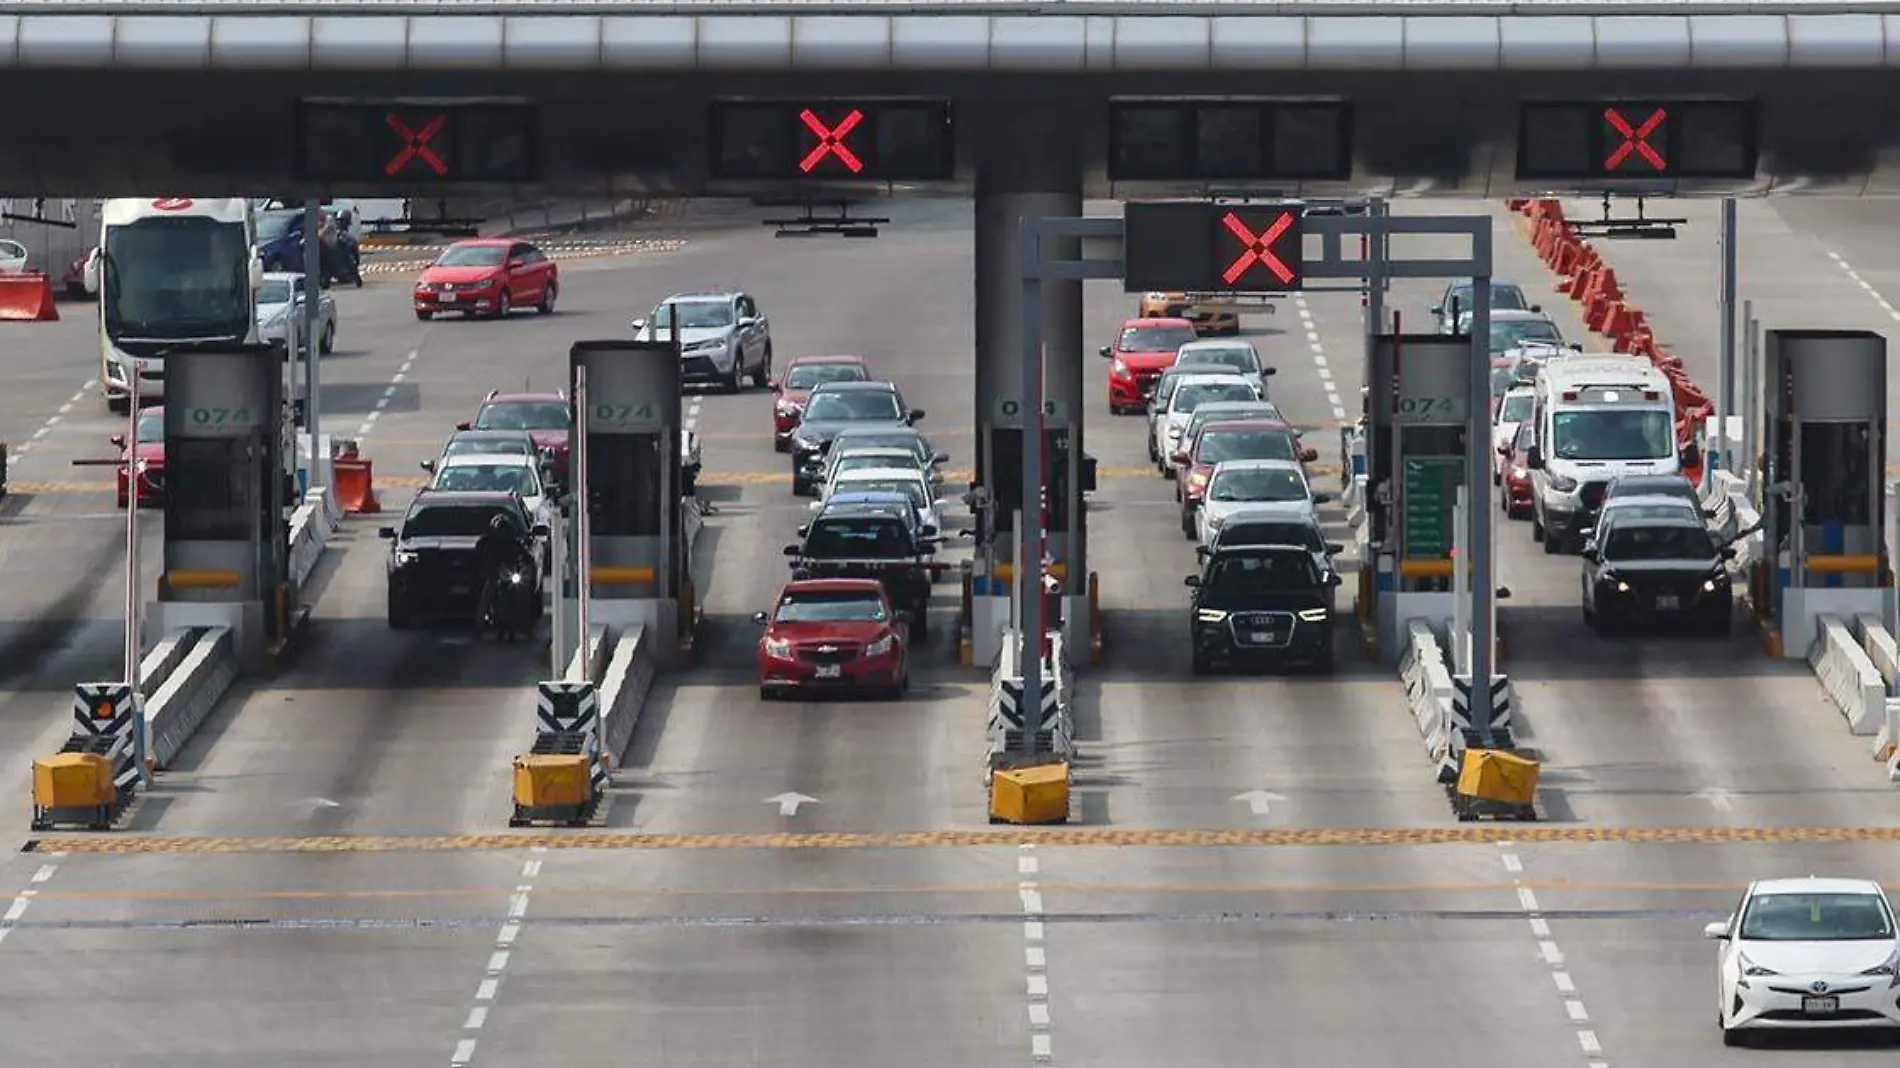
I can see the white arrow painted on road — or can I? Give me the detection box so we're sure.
[1694,787,1736,812]
[766,792,819,817]
[1232,790,1286,817]
[296,797,341,814]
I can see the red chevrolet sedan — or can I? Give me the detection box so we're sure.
[755,578,909,700]
[414,239,558,320]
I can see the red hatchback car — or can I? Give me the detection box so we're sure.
[1100,317,1198,414]
[459,391,570,481]
[1500,422,1536,520]
[755,578,910,700]
[114,404,166,508]
[414,239,559,321]
[770,356,870,452]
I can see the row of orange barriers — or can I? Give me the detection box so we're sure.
[1508,198,1715,484]
[331,439,382,514]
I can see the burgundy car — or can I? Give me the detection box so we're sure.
[771,356,869,452]
[1501,422,1536,520]
[459,391,569,483]
[114,405,166,508]
[755,578,909,700]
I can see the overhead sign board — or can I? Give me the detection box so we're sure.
[1516,100,1758,181]
[1108,100,1352,182]
[295,101,538,184]
[1122,201,1304,295]
[709,100,954,182]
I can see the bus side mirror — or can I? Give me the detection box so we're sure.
[629,317,647,333]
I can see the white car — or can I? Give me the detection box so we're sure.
[821,446,941,492]
[1196,459,1328,547]
[814,466,948,535]
[1707,877,1900,1045]
[428,452,550,528]
[1155,373,1264,478]
[256,271,338,354]
[1174,338,1276,397]
[0,238,26,273]
[1492,386,1535,483]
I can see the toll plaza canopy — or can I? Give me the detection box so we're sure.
[9,0,1900,194]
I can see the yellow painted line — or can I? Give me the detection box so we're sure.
[31,825,1900,856]
[1399,558,1455,579]
[1806,554,1881,576]
[592,565,654,586]
[164,569,241,590]
[994,562,1067,582]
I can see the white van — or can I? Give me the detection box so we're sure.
[1527,355,1680,554]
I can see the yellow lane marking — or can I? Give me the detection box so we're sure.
[30,825,1900,856]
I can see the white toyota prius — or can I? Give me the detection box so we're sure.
[1706,877,1900,1045]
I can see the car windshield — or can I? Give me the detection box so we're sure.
[1602,524,1715,561]
[476,402,568,431]
[435,463,540,497]
[1609,480,1694,502]
[658,300,733,329]
[135,409,164,444]
[1121,325,1196,351]
[1491,366,1530,397]
[1739,892,1895,942]
[786,363,866,390]
[804,518,915,558]
[1552,410,1675,461]
[1207,552,1322,593]
[838,478,926,507]
[805,391,903,422]
[1445,283,1529,313]
[1179,347,1258,373]
[1174,381,1259,414]
[445,436,533,458]
[1210,468,1308,503]
[1222,521,1325,552]
[402,504,521,538]
[1499,394,1534,422]
[774,590,889,624]
[1192,407,1279,436]
[435,244,507,268]
[1199,429,1297,464]
[834,432,928,461]
[1490,319,1562,353]
[837,453,918,476]
[258,278,295,304]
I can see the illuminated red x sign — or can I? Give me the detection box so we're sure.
[385,112,449,177]
[1603,107,1668,172]
[798,109,865,174]
[1219,210,1299,288]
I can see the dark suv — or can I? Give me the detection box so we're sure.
[1187,544,1340,674]
[785,492,943,638]
[380,490,547,629]
[1581,500,1734,635]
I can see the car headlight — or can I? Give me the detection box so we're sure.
[1196,608,1227,623]
[1510,466,1528,478]
[132,458,149,474]
[864,635,894,657]
[1547,474,1579,493]
[685,338,724,352]
[1860,950,1900,986]
[763,636,792,658]
[1111,359,1130,378]
[1297,608,1329,623]
[1614,579,1630,594]
[1739,954,1778,978]
[395,550,419,566]
[1166,425,1183,441]
[506,570,526,586]
[1189,471,1208,487]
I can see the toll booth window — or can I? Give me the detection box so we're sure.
[774,589,889,624]
[165,438,251,541]
[476,400,569,431]
[1800,423,1873,526]
[806,517,913,558]
[586,435,663,538]
[785,363,868,390]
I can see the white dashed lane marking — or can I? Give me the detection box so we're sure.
[445,846,545,1067]
[1294,296,1348,422]
[1499,844,1605,1066]
[0,853,62,947]
[1019,844,1053,1063]
[1827,250,1900,324]
[9,382,97,462]
[358,349,419,440]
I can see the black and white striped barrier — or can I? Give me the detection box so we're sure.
[1397,621,1514,784]
[511,624,661,825]
[31,683,141,830]
[983,629,1075,783]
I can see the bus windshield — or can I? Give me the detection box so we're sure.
[103,217,252,342]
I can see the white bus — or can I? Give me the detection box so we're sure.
[1528,355,1681,553]
[98,197,263,412]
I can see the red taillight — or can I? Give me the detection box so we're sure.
[1562,390,1578,400]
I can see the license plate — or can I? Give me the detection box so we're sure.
[814,664,841,679]
[1249,631,1272,643]
[1656,595,1679,611]
[1802,996,1838,1015]
[448,584,470,594]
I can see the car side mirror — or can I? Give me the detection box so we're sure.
[932,452,950,465]
[751,610,769,626]
[1300,447,1320,463]
[1098,345,1112,358]
[921,523,939,537]
[1569,342,1584,352]
[1579,548,1598,563]
[1195,545,1211,558]
[1313,492,1334,504]
[1172,450,1190,465]
[456,421,472,432]
[739,315,757,328]
[109,434,126,448]
[1526,446,1544,470]
[796,523,809,538]
[1497,441,1512,455]
[1530,304,1543,314]
[809,501,824,512]
[1578,526,1594,540]
[783,545,801,557]
[1262,366,1277,376]
[1721,546,1737,561]
[1184,574,1201,587]
[420,459,436,473]
[1429,304,1443,316]
[768,380,782,393]
[532,523,550,539]
[1702,921,1730,941]
[378,526,398,539]
[1327,573,1343,587]
[909,408,926,423]
[1326,542,1345,555]
[1496,586,1512,599]
[628,317,647,332]
[1682,444,1702,468]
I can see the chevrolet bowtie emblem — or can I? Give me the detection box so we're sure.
[817,645,837,653]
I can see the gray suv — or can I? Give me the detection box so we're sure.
[631,289,774,393]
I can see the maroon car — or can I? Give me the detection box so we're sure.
[458,391,569,482]
[754,578,909,700]
[770,355,869,452]
[1501,422,1535,520]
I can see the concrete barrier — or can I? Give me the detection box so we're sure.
[597,624,658,768]
[146,626,238,768]
[287,486,338,591]
[1398,618,1464,781]
[1852,615,1900,775]
[1809,614,1886,737]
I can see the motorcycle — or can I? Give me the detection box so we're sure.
[481,561,539,642]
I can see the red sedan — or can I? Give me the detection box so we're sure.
[1501,422,1535,520]
[414,239,559,321]
[755,578,909,700]
[771,356,869,452]
[1100,317,1197,414]
[115,405,166,508]
[458,391,570,481]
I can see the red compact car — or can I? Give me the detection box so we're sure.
[755,578,910,699]
[770,355,869,452]
[114,405,166,508]
[1501,422,1535,520]
[414,239,559,321]
[1100,317,1197,415]
[458,391,570,481]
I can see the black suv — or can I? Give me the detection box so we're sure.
[381,489,547,629]
[1581,499,1734,635]
[1187,544,1340,674]
[786,492,942,638]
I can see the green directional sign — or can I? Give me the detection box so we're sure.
[1402,457,1462,559]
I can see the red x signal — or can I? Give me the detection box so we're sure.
[798,109,865,174]
[385,112,449,177]
[1220,211,1297,287]
[1603,107,1667,172]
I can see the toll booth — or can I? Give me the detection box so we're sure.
[148,342,290,670]
[570,340,689,666]
[1761,329,1891,656]
[1365,334,1472,662]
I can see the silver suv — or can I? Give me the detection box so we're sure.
[631,289,773,393]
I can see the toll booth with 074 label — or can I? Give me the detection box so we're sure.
[571,340,688,662]
[1366,334,1472,661]
[1761,329,1891,656]
[152,343,289,669]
